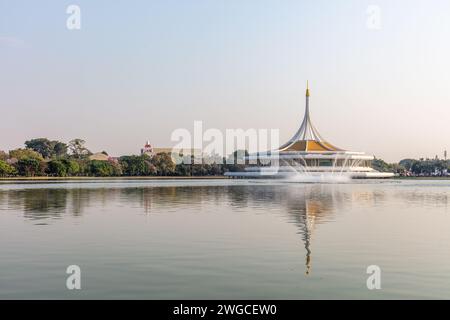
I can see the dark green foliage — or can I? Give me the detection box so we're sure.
[65,159,81,176]
[371,158,395,173]
[88,160,122,177]
[224,150,249,172]
[25,138,68,159]
[16,157,42,176]
[46,159,81,177]
[119,155,152,176]
[401,158,449,176]
[47,160,68,177]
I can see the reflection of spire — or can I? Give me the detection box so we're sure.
[282,186,335,276]
[302,200,317,275]
[303,224,312,275]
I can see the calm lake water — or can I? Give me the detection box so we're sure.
[0,179,449,299]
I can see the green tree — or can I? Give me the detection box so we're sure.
[175,163,191,176]
[151,153,175,176]
[16,157,42,176]
[371,158,394,173]
[47,160,68,177]
[406,158,448,176]
[69,139,91,159]
[63,159,80,176]
[0,160,16,177]
[88,160,121,177]
[88,160,109,176]
[53,141,68,158]
[119,155,152,176]
[9,148,44,161]
[399,159,417,171]
[25,138,68,159]
[192,164,208,176]
[225,150,249,172]
[25,138,52,158]
[390,163,406,175]
[73,160,89,176]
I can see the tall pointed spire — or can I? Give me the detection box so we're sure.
[276,81,344,152]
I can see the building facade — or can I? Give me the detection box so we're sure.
[226,83,394,179]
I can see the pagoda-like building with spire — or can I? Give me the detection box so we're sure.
[226,82,394,179]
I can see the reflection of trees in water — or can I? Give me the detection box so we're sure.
[69,188,94,216]
[2,186,212,220]
[125,187,180,214]
[0,184,351,273]
[20,189,68,220]
[136,186,231,213]
[3,183,448,270]
[0,191,7,210]
[2,188,119,221]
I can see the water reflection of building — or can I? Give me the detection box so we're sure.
[3,183,447,274]
[282,186,339,275]
[0,184,339,273]
[225,184,340,275]
[137,184,340,275]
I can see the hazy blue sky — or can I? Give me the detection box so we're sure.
[1,0,450,162]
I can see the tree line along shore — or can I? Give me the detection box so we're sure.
[0,138,449,178]
[0,138,250,178]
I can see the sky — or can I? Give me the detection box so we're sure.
[1,0,450,162]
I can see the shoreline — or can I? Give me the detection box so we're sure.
[395,176,450,180]
[0,176,230,181]
[1,176,450,181]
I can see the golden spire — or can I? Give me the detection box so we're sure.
[306,80,310,97]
